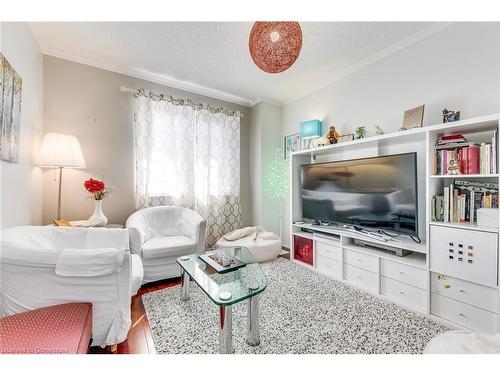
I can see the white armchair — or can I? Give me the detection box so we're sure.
[0,226,144,347]
[126,206,207,284]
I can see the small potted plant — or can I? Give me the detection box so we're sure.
[84,178,111,226]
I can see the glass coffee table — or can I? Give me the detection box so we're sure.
[177,247,267,354]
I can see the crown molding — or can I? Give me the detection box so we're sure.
[30,23,255,107]
[30,22,453,109]
[283,22,454,106]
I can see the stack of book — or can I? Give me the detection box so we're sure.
[431,180,499,223]
[433,131,498,175]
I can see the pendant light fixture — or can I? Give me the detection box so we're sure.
[249,22,302,74]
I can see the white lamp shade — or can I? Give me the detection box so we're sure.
[39,133,86,168]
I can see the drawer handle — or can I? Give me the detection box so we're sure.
[458,289,466,293]
[357,258,363,262]
[399,271,406,275]
[356,276,362,279]
[458,312,467,318]
[399,291,405,295]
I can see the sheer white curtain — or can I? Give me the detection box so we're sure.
[133,95,241,247]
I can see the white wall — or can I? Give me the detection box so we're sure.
[250,102,283,236]
[0,23,44,229]
[280,22,500,246]
[42,56,252,226]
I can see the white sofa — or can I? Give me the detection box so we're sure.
[0,226,143,347]
[126,206,207,283]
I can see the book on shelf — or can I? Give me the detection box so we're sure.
[431,180,499,224]
[433,131,498,175]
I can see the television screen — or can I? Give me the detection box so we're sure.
[301,153,418,235]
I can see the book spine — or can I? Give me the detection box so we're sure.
[468,146,480,174]
[493,130,497,174]
[448,184,455,223]
[431,196,436,222]
[439,196,444,221]
[453,188,458,222]
[464,146,469,174]
[470,190,474,222]
[486,144,491,174]
[444,186,450,222]
[480,143,486,174]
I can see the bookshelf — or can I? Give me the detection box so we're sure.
[290,113,500,332]
[428,120,499,228]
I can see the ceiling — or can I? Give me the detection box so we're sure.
[30,22,449,106]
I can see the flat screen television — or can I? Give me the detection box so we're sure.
[300,153,418,236]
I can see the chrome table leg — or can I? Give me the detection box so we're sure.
[180,270,190,301]
[218,305,233,354]
[246,294,260,346]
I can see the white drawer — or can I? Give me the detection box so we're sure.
[431,293,498,333]
[380,259,427,289]
[344,248,378,273]
[316,255,342,279]
[381,277,426,311]
[344,264,378,293]
[315,240,342,262]
[431,273,498,313]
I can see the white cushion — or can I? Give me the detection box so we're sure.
[215,236,281,262]
[142,235,195,259]
[223,227,260,241]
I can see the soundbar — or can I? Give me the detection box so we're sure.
[353,239,413,257]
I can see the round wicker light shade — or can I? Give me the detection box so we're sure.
[249,22,302,74]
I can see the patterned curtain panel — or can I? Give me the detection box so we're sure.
[133,95,241,247]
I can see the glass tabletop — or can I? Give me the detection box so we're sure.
[177,247,267,306]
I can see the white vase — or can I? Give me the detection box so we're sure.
[88,199,108,227]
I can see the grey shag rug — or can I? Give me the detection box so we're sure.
[142,258,448,354]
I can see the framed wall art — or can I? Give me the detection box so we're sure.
[402,104,425,130]
[284,133,301,159]
[339,134,354,143]
[0,53,23,163]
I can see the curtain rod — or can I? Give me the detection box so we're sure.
[120,86,243,118]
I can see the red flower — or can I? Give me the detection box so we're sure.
[84,178,105,193]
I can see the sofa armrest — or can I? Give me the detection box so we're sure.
[194,219,207,253]
[126,226,144,257]
[180,211,207,253]
[0,251,136,347]
[126,212,149,257]
[0,241,60,268]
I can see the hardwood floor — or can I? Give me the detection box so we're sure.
[89,277,180,354]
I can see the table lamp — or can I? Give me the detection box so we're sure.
[39,133,86,220]
[300,119,322,149]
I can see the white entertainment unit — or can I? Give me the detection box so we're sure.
[289,114,500,333]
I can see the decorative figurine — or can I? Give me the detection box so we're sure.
[375,126,385,135]
[446,158,462,175]
[355,126,367,139]
[325,126,340,144]
[442,108,461,123]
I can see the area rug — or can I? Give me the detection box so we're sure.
[142,258,449,354]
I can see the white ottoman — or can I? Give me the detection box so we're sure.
[424,330,500,354]
[215,234,281,263]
